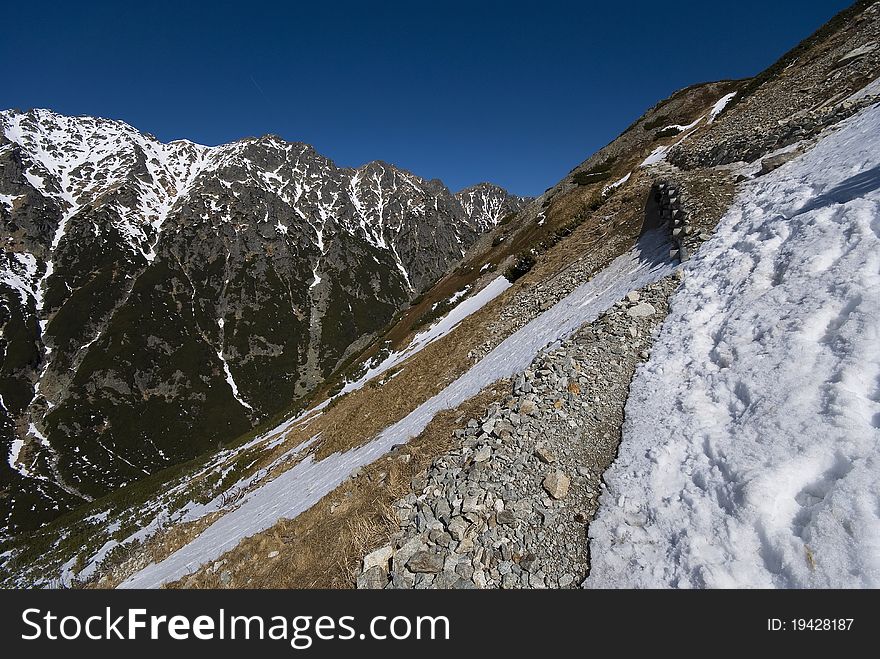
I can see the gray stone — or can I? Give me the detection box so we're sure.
[462,496,482,514]
[759,150,799,176]
[626,302,656,318]
[363,545,393,572]
[434,499,451,522]
[393,536,425,569]
[528,572,546,588]
[519,399,537,416]
[455,562,475,580]
[542,470,571,499]
[356,566,387,589]
[407,551,446,573]
[473,446,492,463]
[432,571,460,589]
[390,570,416,589]
[447,516,470,541]
[534,442,556,464]
[837,41,878,65]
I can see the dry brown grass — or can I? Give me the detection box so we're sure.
[163,385,506,588]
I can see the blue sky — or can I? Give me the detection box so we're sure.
[1,1,852,196]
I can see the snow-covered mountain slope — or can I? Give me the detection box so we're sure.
[0,108,528,533]
[121,229,676,588]
[586,103,880,588]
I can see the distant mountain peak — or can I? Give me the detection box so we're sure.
[0,107,528,532]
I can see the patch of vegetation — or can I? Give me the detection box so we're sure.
[413,299,453,331]
[497,212,517,226]
[586,192,607,211]
[408,292,428,307]
[503,185,615,285]
[571,156,618,186]
[654,126,682,140]
[643,114,672,131]
[452,262,474,277]
[504,252,537,282]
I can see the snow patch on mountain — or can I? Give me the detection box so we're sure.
[340,276,511,396]
[456,183,525,231]
[708,92,737,122]
[0,252,38,305]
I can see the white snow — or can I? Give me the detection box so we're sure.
[447,285,472,305]
[587,104,880,589]
[640,93,736,168]
[603,172,631,195]
[0,192,22,209]
[456,186,511,230]
[217,350,253,411]
[339,276,511,396]
[7,438,29,477]
[846,75,880,102]
[0,252,39,305]
[660,115,705,132]
[640,145,671,168]
[708,92,737,122]
[120,230,675,588]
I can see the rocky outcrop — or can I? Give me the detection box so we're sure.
[670,1,880,169]
[651,180,693,261]
[670,94,880,169]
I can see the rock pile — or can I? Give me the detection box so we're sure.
[652,180,693,262]
[671,94,880,170]
[357,276,679,588]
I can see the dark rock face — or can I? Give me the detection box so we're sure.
[0,109,528,533]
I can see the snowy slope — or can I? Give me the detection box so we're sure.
[587,105,880,588]
[120,230,675,588]
[339,276,511,395]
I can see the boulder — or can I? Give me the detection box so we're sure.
[356,566,387,589]
[363,545,393,572]
[407,551,446,573]
[543,470,571,499]
[626,302,656,318]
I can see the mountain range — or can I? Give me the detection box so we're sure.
[0,109,527,532]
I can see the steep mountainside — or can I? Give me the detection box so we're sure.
[2,1,878,591]
[0,110,527,533]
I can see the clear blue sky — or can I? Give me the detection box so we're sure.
[1,0,853,196]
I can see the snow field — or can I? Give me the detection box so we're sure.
[587,104,880,588]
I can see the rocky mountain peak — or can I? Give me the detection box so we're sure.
[0,108,528,533]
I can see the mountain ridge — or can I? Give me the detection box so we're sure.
[0,107,528,532]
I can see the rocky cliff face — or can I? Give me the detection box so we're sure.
[0,109,527,533]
